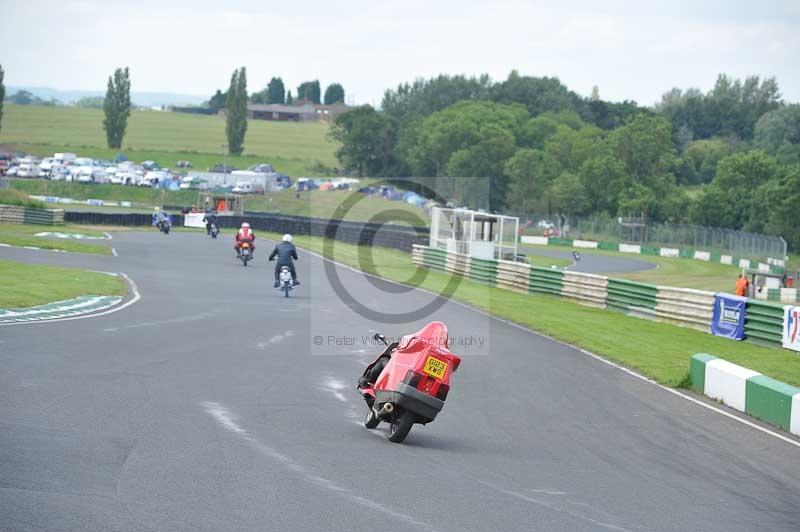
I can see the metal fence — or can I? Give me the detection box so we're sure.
[520,212,787,260]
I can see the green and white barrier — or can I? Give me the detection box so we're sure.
[411,244,788,349]
[0,295,123,324]
[690,354,800,436]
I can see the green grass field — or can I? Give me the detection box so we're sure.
[522,244,742,292]
[0,104,339,176]
[0,259,125,307]
[0,223,111,254]
[257,232,800,387]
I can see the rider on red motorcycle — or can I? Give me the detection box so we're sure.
[234,222,255,257]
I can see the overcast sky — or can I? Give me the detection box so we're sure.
[2,0,799,106]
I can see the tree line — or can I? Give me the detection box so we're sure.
[207,78,345,110]
[330,72,800,251]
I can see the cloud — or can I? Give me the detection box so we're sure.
[1,0,798,106]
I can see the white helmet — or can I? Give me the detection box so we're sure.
[241,222,250,229]
[282,234,292,242]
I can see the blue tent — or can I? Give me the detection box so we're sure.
[114,153,128,163]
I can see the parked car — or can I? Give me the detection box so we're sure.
[39,157,57,177]
[54,152,77,164]
[141,160,160,171]
[295,177,318,191]
[176,160,193,168]
[17,163,41,178]
[5,165,19,177]
[50,166,70,181]
[73,157,94,167]
[247,163,274,173]
[208,163,237,173]
[0,160,9,175]
[232,181,255,194]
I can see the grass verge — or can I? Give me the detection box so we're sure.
[0,259,125,307]
[256,231,800,387]
[0,223,111,254]
[0,189,46,208]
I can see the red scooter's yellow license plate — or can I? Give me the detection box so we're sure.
[422,356,447,379]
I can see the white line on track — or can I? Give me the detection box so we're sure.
[202,401,440,531]
[111,247,118,257]
[300,245,800,450]
[0,273,142,327]
[103,232,113,240]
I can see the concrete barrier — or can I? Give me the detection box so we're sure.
[691,354,800,435]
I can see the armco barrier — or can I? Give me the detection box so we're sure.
[496,259,531,294]
[690,354,800,436]
[655,286,715,331]
[468,257,497,284]
[410,245,789,348]
[607,279,657,318]
[0,205,64,225]
[561,271,607,308]
[529,266,564,296]
[744,300,784,344]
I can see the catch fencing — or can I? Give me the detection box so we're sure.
[520,213,787,263]
[412,244,788,347]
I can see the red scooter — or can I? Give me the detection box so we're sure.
[358,321,461,443]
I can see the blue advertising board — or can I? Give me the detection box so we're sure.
[711,294,747,340]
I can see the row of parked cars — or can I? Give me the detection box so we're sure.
[0,152,290,193]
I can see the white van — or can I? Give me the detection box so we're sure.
[54,153,77,164]
[17,163,41,178]
[232,181,254,194]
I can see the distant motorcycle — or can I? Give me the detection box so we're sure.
[278,265,294,297]
[572,249,581,261]
[157,220,171,235]
[209,223,219,239]
[239,241,253,266]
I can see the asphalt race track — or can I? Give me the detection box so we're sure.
[2,231,799,532]
[521,245,658,274]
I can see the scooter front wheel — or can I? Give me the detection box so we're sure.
[387,411,414,443]
[364,408,380,429]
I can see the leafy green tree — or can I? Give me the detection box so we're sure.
[763,165,800,250]
[754,105,800,154]
[208,90,226,111]
[578,153,630,213]
[329,106,395,176]
[407,100,528,176]
[517,116,560,149]
[504,149,561,215]
[683,138,731,184]
[267,77,285,104]
[286,90,293,104]
[0,64,4,132]
[9,90,34,105]
[381,74,492,125]
[690,150,778,229]
[543,124,603,173]
[324,83,345,105]
[225,67,248,155]
[548,171,590,224]
[490,70,583,118]
[102,67,131,149]
[297,80,321,104]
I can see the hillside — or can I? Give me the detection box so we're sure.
[0,104,339,176]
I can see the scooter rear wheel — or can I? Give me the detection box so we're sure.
[364,408,380,429]
[387,411,414,443]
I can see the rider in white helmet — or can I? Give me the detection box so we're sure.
[269,234,299,287]
[234,222,255,257]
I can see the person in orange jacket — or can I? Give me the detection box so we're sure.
[735,274,749,296]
